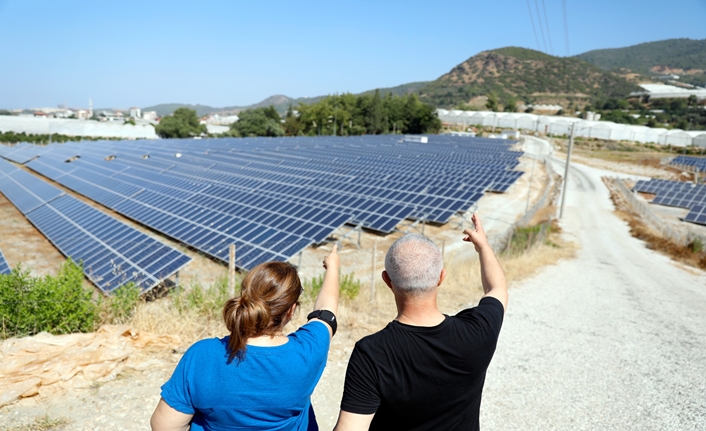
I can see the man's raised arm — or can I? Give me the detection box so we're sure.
[463,213,508,311]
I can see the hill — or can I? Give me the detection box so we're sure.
[144,82,431,117]
[417,47,640,109]
[141,103,222,117]
[576,38,706,86]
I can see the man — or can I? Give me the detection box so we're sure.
[334,214,507,431]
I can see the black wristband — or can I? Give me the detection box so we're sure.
[307,309,337,336]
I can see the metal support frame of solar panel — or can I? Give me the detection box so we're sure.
[24,155,352,270]
[0,250,11,275]
[0,159,191,293]
[633,178,706,226]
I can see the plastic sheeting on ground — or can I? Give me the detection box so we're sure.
[0,325,181,408]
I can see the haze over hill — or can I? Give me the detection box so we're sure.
[576,38,706,87]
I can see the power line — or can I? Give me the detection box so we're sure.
[541,0,554,55]
[526,0,541,51]
[533,0,548,53]
[562,0,570,56]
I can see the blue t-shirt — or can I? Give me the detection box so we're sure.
[161,321,331,431]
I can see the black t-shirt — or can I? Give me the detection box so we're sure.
[340,296,504,431]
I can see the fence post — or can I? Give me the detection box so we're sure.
[371,241,377,303]
[229,244,236,297]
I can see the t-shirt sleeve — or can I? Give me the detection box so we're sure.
[160,343,199,415]
[293,320,331,362]
[340,343,380,415]
[455,296,505,342]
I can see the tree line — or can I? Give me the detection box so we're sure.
[230,91,441,137]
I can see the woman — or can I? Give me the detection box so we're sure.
[151,244,340,431]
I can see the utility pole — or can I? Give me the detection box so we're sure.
[525,156,536,213]
[559,122,575,219]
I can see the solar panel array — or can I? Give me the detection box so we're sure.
[0,135,524,270]
[671,155,706,171]
[633,178,706,225]
[0,250,11,275]
[0,158,192,293]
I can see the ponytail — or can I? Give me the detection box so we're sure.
[223,261,302,363]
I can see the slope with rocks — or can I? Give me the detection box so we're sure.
[418,47,640,108]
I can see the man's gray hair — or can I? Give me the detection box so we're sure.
[385,234,443,295]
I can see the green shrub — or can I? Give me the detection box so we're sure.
[689,237,704,254]
[303,273,361,302]
[0,261,98,339]
[173,276,231,320]
[101,282,142,324]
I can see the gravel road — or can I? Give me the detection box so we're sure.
[481,146,706,430]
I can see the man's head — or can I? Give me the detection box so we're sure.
[384,234,444,296]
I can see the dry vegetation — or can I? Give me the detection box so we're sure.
[124,223,575,355]
[603,177,706,270]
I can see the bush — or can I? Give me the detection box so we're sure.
[101,282,141,324]
[0,261,98,339]
[173,276,231,320]
[303,273,361,302]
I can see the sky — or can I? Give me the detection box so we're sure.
[1,0,705,110]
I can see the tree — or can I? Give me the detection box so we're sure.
[283,104,302,136]
[155,108,207,138]
[504,99,517,112]
[366,90,383,134]
[231,106,284,137]
[486,93,499,112]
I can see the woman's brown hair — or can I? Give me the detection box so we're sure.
[223,261,302,362]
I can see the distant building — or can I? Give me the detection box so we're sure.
[585,111,601,121]
[53,109,74,118]
[99,111,124,121]
[499,130,520,139]
[33,112,47,117]
[129,107,142,118]
[142,111,158,122]
[630,84,706,100]
[76,109,90,120]
[201,113,239,126]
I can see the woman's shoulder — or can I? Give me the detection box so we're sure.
[290,320,330,347]
[184,336,229,357]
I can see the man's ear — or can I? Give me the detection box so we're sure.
[382,270,393,290]
[438,268,446,287]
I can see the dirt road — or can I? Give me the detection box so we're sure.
[481,143,706,430]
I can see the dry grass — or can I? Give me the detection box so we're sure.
[2,415,71,431]
[124,226,575,355]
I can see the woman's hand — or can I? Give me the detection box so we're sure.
[323,244,340,272]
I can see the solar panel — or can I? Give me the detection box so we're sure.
[0,250,11,275]
[4,135,525,269]
[671,156,706,172]
[633,178,706,226]
[0,158,192,293]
